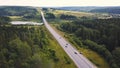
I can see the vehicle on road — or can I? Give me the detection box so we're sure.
[80,52,82,54]
[74,52,77,54]
[41,11,97,68]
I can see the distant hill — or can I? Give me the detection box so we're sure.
[53,6,99,12]
[52,6,120,14]
[0,6,37,16]
[90,7,120,14]
[52,6,110,12]
[0,6,42,22]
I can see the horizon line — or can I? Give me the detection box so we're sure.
[0,5,120,7]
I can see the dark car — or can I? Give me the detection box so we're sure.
[74,52,77,54]
[80,52,82,54]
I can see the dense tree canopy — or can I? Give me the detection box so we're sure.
[60,14,76,20]
[0,26,56,68]
[45,13,56,19]
[59,18,120,68]
[0,16,11,25]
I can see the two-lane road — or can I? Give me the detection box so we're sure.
[41,11,97,68]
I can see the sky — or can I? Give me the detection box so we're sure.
[0,0,120,7]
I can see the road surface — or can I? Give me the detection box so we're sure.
[41,11,97,68]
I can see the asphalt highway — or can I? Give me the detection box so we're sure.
[41,11,97,68]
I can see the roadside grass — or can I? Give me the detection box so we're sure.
[43,26,77,68]
[41,9,110,68]
[50,24,110,68]
[79,48,110,68]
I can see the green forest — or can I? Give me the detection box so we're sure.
[0,6,120,68]
[0,26,50,68]
[58,18,120,68]
[0,16,11,25]
[0,7,77,68]
[43,8,120,68]
[0,25,76,68]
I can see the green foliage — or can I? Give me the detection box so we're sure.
[0,26,51,68]
[0,16,11,25]
[90,7,120,14]
[48,49,59,62]
[29,53,50,68]
[0,6,42,22]
[60,14,77,20]
[7,38,32,68]
[83,40,114,63]
[112,48,120,67]
[59,18,120,68]
[60,22,77,33]
[42,8,48,11]
[45,13,56,19]
[0,25,75,68]
[9,38,32,59]
[64,56,71,64]
[60,18,120,51]
[0,6,37,16]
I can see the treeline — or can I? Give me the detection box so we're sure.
[90,7,120,14]
[45,13,56,19]
[60,14,77,20]
[59,18,120,68]
[45,13,77,20]
[0,26,58,68]
[0,16,11,25]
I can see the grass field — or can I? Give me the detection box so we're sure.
[9,16,42,22]
[9,16,23,20]
[51,10,94,17]
[79,48,110,68]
